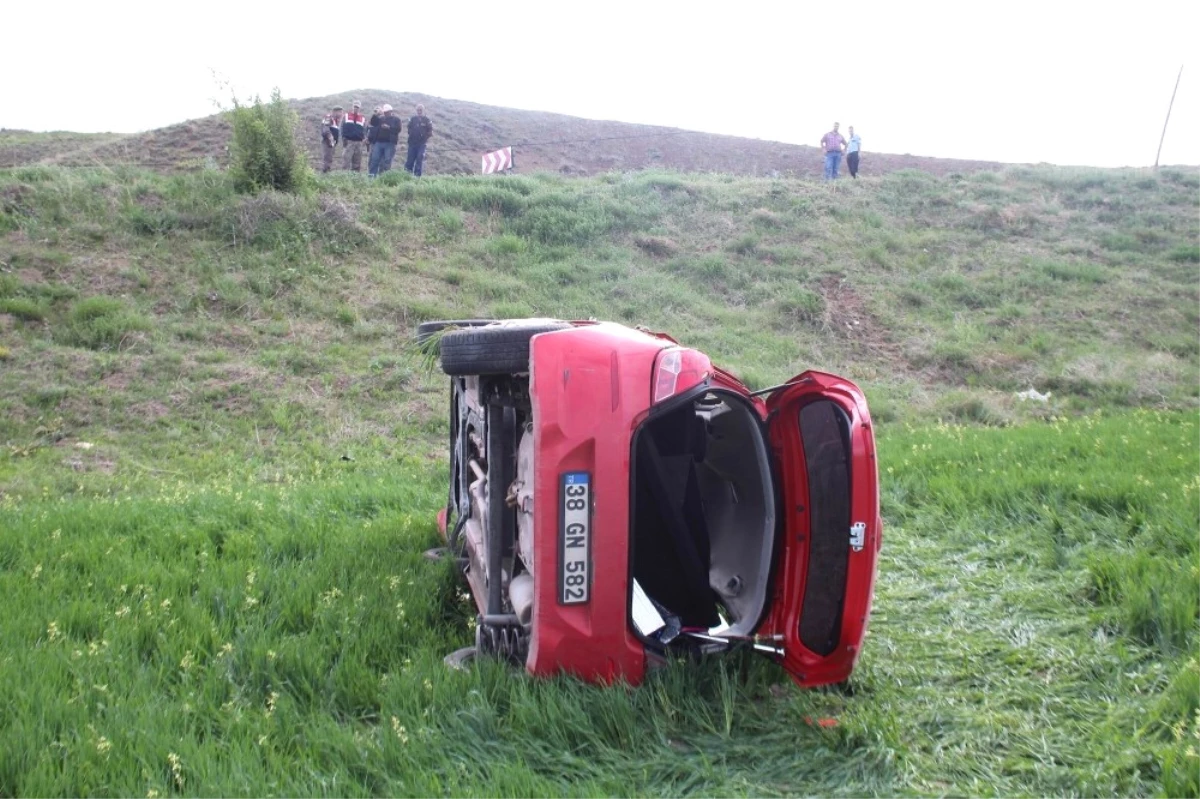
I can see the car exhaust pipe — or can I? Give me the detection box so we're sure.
[508,573,534,625]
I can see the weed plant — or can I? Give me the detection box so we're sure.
[227,90,314,195]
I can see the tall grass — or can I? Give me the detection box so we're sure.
[1,409,1196,796]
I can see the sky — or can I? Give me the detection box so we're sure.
[3,0,1198,169]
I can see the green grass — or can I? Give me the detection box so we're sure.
[0,163,1197,795]
[0,296,47,320]
[0,411,1195,796]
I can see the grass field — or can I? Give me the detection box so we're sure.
[0,163,1197,796]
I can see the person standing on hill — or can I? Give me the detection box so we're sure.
[404,104,434,177]
[340,100,367,172]
[320,106,344,173]
[846,126,862,179]
[820,122,846,180]
[368,104,402,178]
[820,122,849,179]
[365,105,382,162]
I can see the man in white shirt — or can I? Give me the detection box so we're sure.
[846,127,862,179]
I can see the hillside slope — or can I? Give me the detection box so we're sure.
[2,90,1013,178]
[0,162,1197,797]
[1,162,1197,483]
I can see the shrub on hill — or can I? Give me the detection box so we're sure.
[55,296,150,351]
[227,89,313,195]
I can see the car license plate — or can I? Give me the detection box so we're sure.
[560,472,591,604]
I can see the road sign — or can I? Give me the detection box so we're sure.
[482,146,513,174]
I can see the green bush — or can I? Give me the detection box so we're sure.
[1167,243,1200,263]
[57,296,151,351]
[0,297,46,321]
[125,206,180,236]
[436,209,464,236]
[511,203,608,246]
[376,170,409,187]
[227,90,314,195]
[220,192,370,256]
[1040,260,1108,284]
[486,234,527,256]
[411,179,530,215]
[724,233,760,256]
[1100,232,1141,252]
[776,287,824,323]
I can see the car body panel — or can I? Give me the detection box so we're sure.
[526,323,678,683]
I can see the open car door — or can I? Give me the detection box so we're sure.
[759,371,882,686]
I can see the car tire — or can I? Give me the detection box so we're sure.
[444,646,477,671]
[440,320,570,376]
[415,319,497,346]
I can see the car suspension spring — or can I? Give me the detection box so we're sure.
[478,622,528,664]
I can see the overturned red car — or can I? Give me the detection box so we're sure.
[419,318,881,687]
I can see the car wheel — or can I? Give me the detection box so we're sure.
[444,646,477,671]
[415,319,497,346]
[440,320,570,376]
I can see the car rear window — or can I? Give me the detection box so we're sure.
[797,399,852,656]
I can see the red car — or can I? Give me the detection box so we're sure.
[420,318,881,687]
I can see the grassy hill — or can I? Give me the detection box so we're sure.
[2,90,1015,178]
[0,161,1197,796]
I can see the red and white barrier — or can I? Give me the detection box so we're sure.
[482,146,513,175]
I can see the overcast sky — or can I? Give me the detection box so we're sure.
[3,0,1197,169]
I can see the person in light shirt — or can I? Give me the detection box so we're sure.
[846,126,862,179]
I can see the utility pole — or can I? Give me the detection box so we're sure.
[1155,65,1184,170]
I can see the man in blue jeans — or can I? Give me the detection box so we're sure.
[368,105,402,178]
[820,122,847,180]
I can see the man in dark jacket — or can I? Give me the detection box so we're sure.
[340,100,367,172]
[404,104,434,177]
[365,105,382,161]
[368,104,402,178]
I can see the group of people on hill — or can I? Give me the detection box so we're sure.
[319,104,859,182]
[819,122,862,180]
[320,101,434,178]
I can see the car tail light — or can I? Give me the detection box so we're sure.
[652,347,710,404]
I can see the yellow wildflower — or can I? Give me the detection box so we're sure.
[167,752,184,789]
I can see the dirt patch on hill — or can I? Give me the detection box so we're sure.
[818,275,910,368]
